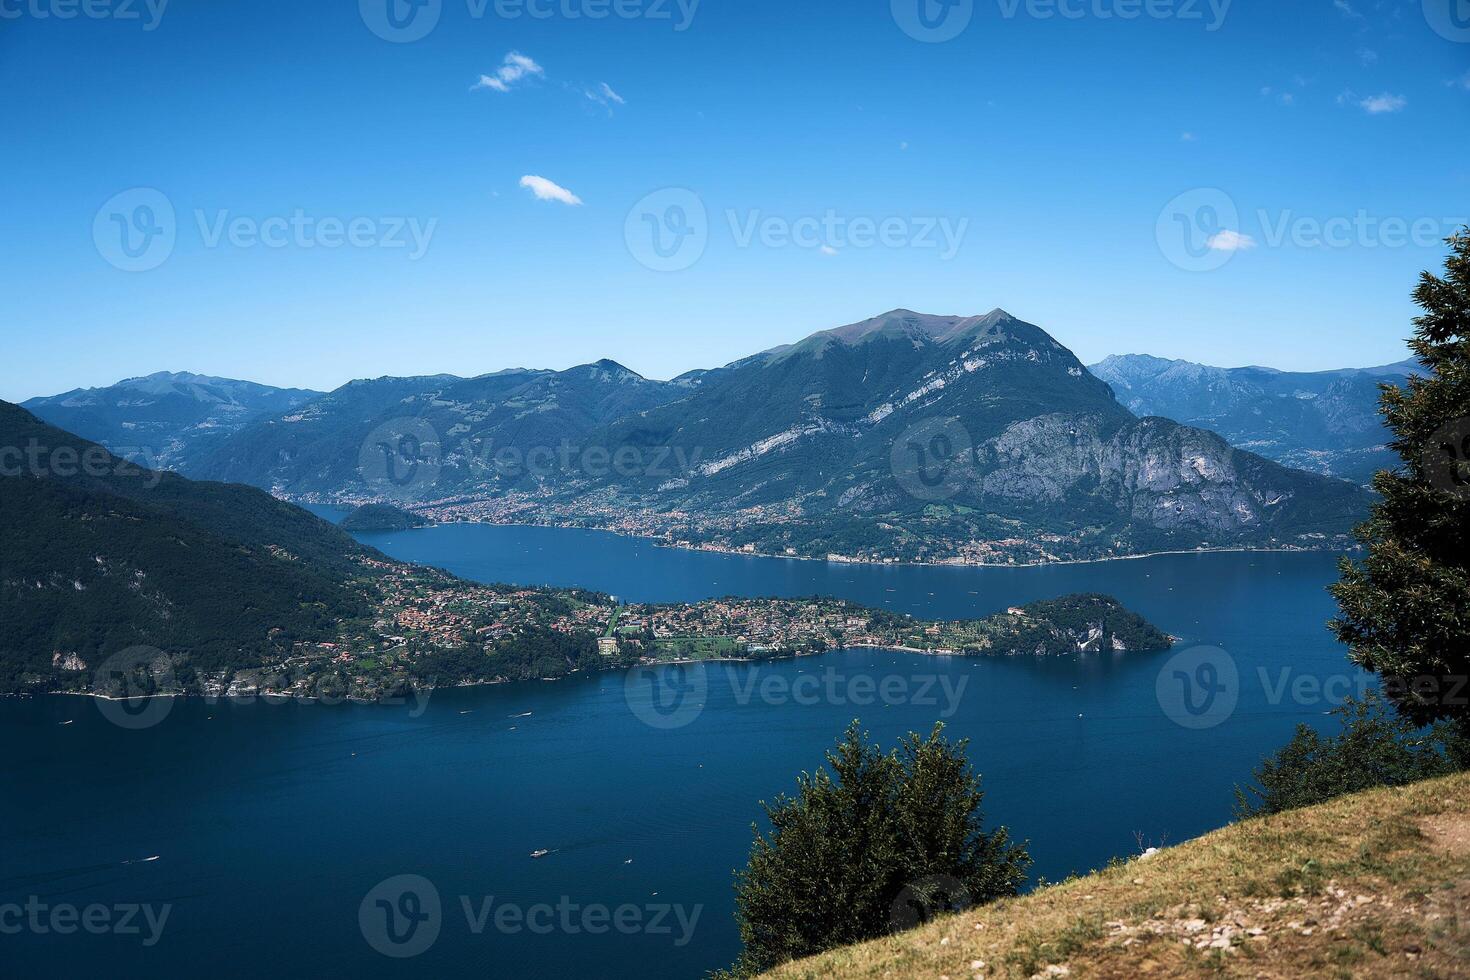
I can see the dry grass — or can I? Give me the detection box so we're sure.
[765,773,1470,980]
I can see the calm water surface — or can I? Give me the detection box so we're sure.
[1,515,1362,978]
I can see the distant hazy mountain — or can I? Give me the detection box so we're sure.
[0,400,369,691]
[1088,355,1417,485]
[184,371,465,489]
[188,361,690,496]
[22,372,322,471]
[164,310,1375,563]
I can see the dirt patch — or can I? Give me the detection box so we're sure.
[1421,813,1470,857]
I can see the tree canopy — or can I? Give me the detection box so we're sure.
[722,722,1028,976]
[1331,231,1470,731]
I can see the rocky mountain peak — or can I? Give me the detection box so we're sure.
[578,359,646,383]
[778,308,1036,361]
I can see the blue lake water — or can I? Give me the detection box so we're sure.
[0,515,1364,978]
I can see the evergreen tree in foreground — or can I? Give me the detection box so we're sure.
[1235,692,1467,817]
[1330,231,1470,732]
[720,723,1028,977]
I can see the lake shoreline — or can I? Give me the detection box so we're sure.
[21,632,1179,707]
[340,512,1353,571]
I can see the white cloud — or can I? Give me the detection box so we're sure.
[1207,230,1257,252]
[518,175,583,206]
[819,246,838,256]
[1359,93,1407,114]
[472,52,545,93]
[582,82,626,112]
[1452,72,1470,92]
[1180,131,1197,142]
[1357,48,1378,66]
[1333,0,1362,19]
[1337,89,1408,114]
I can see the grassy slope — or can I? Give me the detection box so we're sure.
[766,773,1470,979]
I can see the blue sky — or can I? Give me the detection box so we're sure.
[2,0,1467,401]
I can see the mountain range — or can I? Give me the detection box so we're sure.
[1089,354,1415,485]
[18,310,1387,564]
[186,361,689,496]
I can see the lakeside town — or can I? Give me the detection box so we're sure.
[170,557,1174,703]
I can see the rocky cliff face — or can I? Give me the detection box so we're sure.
[976,416,1269,530]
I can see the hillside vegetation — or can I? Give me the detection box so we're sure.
[339,502,432,531]
[0,401,373,691]
[765,773,1470,979]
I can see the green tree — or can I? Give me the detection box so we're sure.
[721,722,1028,977]
[1235,693,1467,818]
[1330,232,1470,731]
